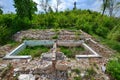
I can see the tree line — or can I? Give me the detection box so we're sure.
[0,0,120,45]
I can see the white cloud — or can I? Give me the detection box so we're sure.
[90,0,103,12]
[0,0,15,13]
[33,0,44,12]
[1,0,102,13]
[75,0,102,12]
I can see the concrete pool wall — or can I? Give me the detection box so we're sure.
[3,39,101,59]
[3,40,55,59]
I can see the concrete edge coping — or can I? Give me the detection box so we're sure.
[76,42,102,58]
[8,43,26,56]
[3,40,101,59]
[3,55,32,60]
[76,55,102,58]
[3,40,55,60]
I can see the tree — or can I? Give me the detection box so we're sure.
[114,2,120,16]
[0,6,3,14]
[0,9,3,14]
[48,6,53,13]
[39,0,51,13]
[73,1,77,10]
[13,0,37,20]
[55,0,62,12]
[102,0,108,16]
[102,0,120,17]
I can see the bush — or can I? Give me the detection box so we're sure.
[86,67,96,76]
[72,68,81,74]
[103,40,120,53]
[107,26,120,42]
[18,46,50,58]
[12,17,31,31]
[59,46,84,58]
[74,76,82,80]
[0,26,11,45]
[106,59,120,80]
[0,14,31,45]
[52,35,58,39]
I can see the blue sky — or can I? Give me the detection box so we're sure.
[0,0,103,13]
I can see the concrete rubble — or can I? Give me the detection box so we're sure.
[12,41,70,80]
[0,30,114,80]
[18,74,35,80]
[13,29,82,42]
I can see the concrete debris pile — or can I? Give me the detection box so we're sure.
[18,74,35,80]
[13,29,84,42]
[87,39,113,57]
[13,41,70,80]
[56,60,69,71]
[0,44,13,58]
[0,29,114,80]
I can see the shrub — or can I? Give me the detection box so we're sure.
[18,46,49,58]
[59,46,84,58]
[106,59,120,80]
[86,67,96,76]
[0,26,11,45]
[103,40,120,53]
[72,68,81,74]
[52,35,58,39]
[74,76,82,80]
[107,26,120,42]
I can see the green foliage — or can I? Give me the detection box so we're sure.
[74,76,82,80]
[108,25,120,42]
[106,59,120,80]
[52,35,58,39]
[13,17,31,30]
[59,46,84,58]
[0,26,10,45]
[0,8,3,14]
[75,31,81,40]
[95,26,109,38]
[13,0,37,20]
[102,39,120,52]
[86,67,96,76]
[0,14,16,28]
[31,10,116,38]
[0,9,120,51]
[83,67,96,80]
[72,68,81,74]
[0,14,31,45]
[0,14,15,45]
[18,46,49,58]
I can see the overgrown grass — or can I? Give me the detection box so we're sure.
[93,35,120,53]
[93,35,120,80]
[103,40,120,53]
[74,76,82,80]
[18,46,50,58]
[106,59,120,80]
[72,68,81,74]
[18,45,85,58]
[59,46,85,58]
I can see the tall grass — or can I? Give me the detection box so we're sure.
[18,46,50,58]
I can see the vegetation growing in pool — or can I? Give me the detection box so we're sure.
[18,45,85,58]
[18,46,50,58]
[59,46,85,58]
